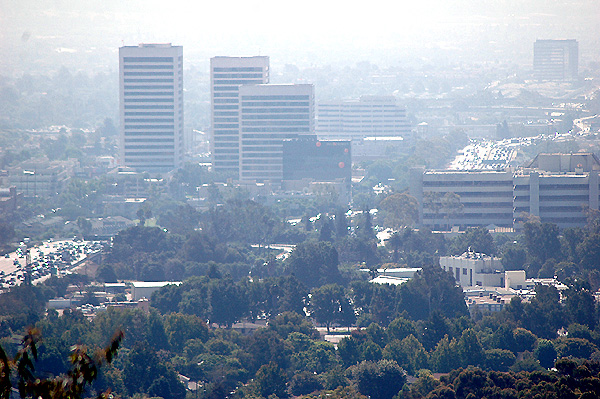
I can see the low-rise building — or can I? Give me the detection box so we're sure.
[440,250,504,287]
[131,281,182,301]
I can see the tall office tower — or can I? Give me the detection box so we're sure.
[119,44,184,171]
[533,39,578,81]
[316,95,411,141]
[210,56,270,175]
[239,84,314,183]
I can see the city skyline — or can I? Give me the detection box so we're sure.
[2,0,599,77]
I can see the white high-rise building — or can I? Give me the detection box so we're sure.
[119,44,184,171]
[210,56,270,175]
[239,84,314,183]
[316,96,411,141]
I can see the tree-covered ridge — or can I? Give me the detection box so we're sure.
[6,198,600,397]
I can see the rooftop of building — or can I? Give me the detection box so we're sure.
[441,249,499,260]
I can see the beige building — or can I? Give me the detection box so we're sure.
[238,84,314,183]
[210,56,270,175]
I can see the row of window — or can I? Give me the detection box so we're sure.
[213,92,239,98]
[241,140,283,146]
[212,73,265,79]
[242,160,281,166]
[214,124,239,129]
[123,65,173,70]
[125,112,174,116]
[124,125,175,129]
[241,172,280,178]
[241,95,310,100]
[124,92,174,96]
[242,150,283,156]
[242,114,310,120]
[214,98,239,104]
[424,191,512,198]
[242,128,308,133]
[124,71,174,76]
[124,105,174,109]
[213,67,265,72]
[125,145,175,150]
[124,85,174,90]
[125,138,174,143]
[423,213,514,219]
[243,107,310,114]
[213,86,240,92]
[214,142,239,147]
[124,119,174,123]
[242,120,310,127]
[124,79,174,84]
[214,155,240,161]
[124,98,174,103]
[460,202,513,208]
[212,131,238,136]
[514,195,589,201]
[241,101,310,107]
[213,79,264,85]
[123,57,173,62]
[124,134,179,138]
[242,165,281,171]
[423,180,512,187]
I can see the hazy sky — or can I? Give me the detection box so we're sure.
[1,0,599,75]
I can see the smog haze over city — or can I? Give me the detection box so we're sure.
[2,0,599,75]
[4,1,600,398]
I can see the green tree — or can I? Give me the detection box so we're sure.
[450,227,496,255]
[351,359,406,399]
[501,243,527,270]
[523,221,562,263]
[310,284,354,333]
[338,336,362,368]
[378,193,419,229]
[564,281,597,329]
[484,349,516,372]
[457,328,485,367]
[431,335,460,373]
[253,362,288,398]
[535,339,557,369]
[289,371,323,396]
[285,241,341,288]
[209,277,249,328]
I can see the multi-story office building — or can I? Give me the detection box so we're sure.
[533,39,578,81]
[410,153,600,230]
[119,44,184,171]
[513,153,599,227]
[210,56,270,175]
[239,84,314,183]
[410,168,514,229]
[316,96,411,141]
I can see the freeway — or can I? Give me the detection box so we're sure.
[0,239,102,288]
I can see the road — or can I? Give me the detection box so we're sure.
[0,239,102,288]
